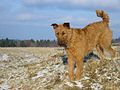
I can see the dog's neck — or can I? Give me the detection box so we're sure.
[65,28,73,48]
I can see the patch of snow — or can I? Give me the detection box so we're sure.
[32,69,48,80]
[91,83,102,90]
[0,54,9,61]
[106,76,111,80]
[24,54,39,63]
[0,80,9,90]
[74,81,83,88]
[65,82,74,87]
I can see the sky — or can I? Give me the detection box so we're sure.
[0,0,120,40]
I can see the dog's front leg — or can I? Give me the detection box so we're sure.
[74,50,84,80]
[66,49,74,81]
[75,56,83,80]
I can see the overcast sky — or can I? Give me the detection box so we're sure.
[0,0,120,40]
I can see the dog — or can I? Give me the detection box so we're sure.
[51,10,116,80]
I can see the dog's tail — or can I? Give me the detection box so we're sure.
[96,10,109,23]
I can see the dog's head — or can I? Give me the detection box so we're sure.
[51,22,70,47]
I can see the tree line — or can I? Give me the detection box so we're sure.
[0,37,120,47]
[112,37,120,43]
[0,38,58,47]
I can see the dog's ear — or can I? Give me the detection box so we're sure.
[51,23,58,29]
[63,22,70,29]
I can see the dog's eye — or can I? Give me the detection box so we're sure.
[56,32,59,35]
[62,32,65,36]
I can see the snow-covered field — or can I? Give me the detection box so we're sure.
[0,47,120,90]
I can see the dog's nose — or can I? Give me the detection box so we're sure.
[57,41,61,45]
[57,40,63,45]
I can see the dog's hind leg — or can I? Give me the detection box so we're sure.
[106,46,116,60]
[96,45,105,61]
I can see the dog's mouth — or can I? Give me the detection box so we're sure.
[57,41,67,47]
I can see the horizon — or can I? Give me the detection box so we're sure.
[0,0,120,40]
[0,36,120,41]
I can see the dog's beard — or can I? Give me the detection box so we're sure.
[57,40,67,47]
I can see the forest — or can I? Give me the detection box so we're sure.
[0,37,120,47]
[0,38,58,47]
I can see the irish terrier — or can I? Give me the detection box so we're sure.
[51,10,116,80]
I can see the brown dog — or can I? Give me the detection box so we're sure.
[51,10,115,80]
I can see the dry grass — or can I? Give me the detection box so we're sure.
[0,47,120,90]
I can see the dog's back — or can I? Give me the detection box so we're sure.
[83,10,115,58]
[70,10,113,54]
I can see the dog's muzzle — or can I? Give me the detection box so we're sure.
[57,41,67,47]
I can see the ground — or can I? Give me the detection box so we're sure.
[0,47,120,90]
